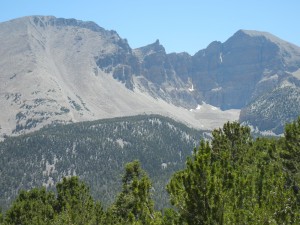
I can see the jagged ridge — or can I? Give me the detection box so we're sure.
[1,16,300,136]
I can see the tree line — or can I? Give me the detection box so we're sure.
[1,117,300,224]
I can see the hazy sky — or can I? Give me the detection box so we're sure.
[1,1,299,54]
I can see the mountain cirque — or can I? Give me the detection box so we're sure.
[0,15,300,137]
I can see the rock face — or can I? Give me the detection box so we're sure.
[0,15,300,136]
[190,30,300,110]
[96,27,300,112]
[0,16,239,138]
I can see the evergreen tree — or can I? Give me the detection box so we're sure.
[3,118,300,224]
[282,116,300,175]
[0,208,3,224]
[94,202,105,225]
[110,160,158,224]
[167,140,226,225]
[167,121,300,224]
[281,116,300,222]
[55,176,97,225]
[162,208,180,225]
[4,187,56,225]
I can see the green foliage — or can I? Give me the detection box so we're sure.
[2,116,300,224]
[281,116,300,222]
[2,177,104,225]
[167,140,224,225]
[4,188,56,225]
[282,116,300,174]
[0,208,3,224]
[162,208,180,225]
[168,119,300,224]
[109,160,158,224]
[0,115,204,210]
[55,177,97,225]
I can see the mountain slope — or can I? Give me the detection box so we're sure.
[0,114,206,210]
[189,29,300,109]
[240,78,300,134]
[1,16,300,136]
[0,16,239,138]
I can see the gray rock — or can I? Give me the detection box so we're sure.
[1,16,300,136]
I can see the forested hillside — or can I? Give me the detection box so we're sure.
[1,117,300,224]
[0,114,206,210]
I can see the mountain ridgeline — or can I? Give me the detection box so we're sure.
[96,28,300,115]
[0,16,300,136]
[0,115,206,210]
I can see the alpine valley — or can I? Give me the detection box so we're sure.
[1,16,300,209]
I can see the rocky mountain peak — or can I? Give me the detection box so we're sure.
[0,16,300,136]
[227,29,300,71]
[235,29,273,37]
[30,15,109,34]
[134,39,165,59]
[238,29,291,45]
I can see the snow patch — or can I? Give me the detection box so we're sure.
[259,74,278,83]
[211,87,222,92]
[292,69,300,79]
[116,138,129,149]
[280,80,296,88]
[190,103,220,111]
[149,118,162,125]
[190,104,201,112]
[188,84,195,92]
[42,155,59,188]
[43,156,58,176]
[166,122,177,131]
[161,163,167,169]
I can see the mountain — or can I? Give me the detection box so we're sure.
[0,16,238,138]
[240,81,300,134]
[0,15,300,135]
[1,15,300,212]
[0,114,207,210]
[188,29,300,133]
[191,30,300,109]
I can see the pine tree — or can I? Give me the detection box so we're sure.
[167,121,300,224]
[281,116,300,223]
[0,208,3,224]
[110,160,157,224]
[167,140,225,224]
[4,187,56,225]
[282,116,300,174]
[55,176,97,225]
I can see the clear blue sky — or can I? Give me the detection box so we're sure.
[1,1,299,55]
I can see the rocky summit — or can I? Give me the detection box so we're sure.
[0,15,300,136]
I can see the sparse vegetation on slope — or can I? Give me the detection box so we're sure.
[2,117,300,224]
[0,114,205,211]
